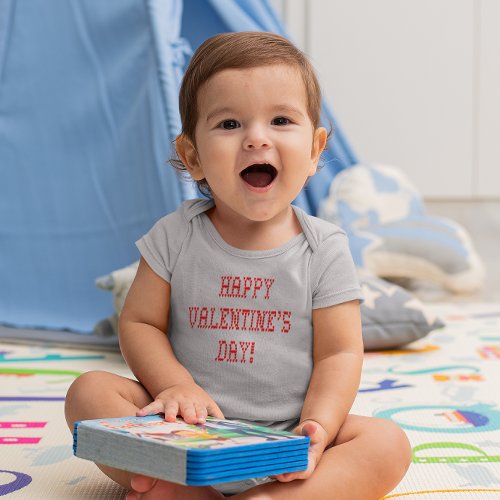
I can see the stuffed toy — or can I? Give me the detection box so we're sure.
[93,261,139,337]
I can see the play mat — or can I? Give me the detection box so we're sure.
[1,303,499,499]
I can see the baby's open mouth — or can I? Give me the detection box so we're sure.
[240,164,277,188]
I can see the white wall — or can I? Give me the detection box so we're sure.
[271,0,500,199]
[477,0,500,197]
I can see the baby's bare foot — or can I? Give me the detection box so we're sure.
[126,475,224,500]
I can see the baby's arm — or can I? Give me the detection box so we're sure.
[302,299,363,438]
[276,299,363,482]
[119,258,224,424]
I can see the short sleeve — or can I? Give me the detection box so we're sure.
[135,208,188,283]
[311,232,363,309]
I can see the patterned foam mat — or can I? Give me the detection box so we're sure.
[1,303,499,499]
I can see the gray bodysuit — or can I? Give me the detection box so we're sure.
[136,199,362,430]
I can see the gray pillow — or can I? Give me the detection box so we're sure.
[359,274,444,350]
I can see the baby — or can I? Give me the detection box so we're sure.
[66,31,411,499]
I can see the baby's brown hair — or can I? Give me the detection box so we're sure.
[172,31,323,195]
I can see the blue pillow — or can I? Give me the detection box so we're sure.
[319,164,484,293]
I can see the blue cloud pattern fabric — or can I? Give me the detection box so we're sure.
[319,164,484,293]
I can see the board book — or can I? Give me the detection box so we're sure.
[73,415,309,485]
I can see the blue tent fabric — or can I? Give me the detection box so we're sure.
[0,0,357,334]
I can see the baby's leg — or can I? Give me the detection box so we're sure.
[65,371,154,488]
[233,415,411,500]
[65,371,223,499]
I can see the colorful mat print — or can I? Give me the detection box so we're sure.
[0,303,499,499]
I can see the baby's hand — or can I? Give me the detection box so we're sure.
[273,420,329,482]
[136,382,224,424]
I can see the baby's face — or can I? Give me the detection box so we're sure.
[188,64,325,224]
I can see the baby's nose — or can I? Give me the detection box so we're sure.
[243,126,271,150]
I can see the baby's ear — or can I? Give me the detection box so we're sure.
[176,134,204,180]
[312,127,327,163]
[308,127,327,176]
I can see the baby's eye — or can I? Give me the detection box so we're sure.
[219,119,240,130]
[272,116,291,126]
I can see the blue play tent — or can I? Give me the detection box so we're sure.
[0,0,357,334]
